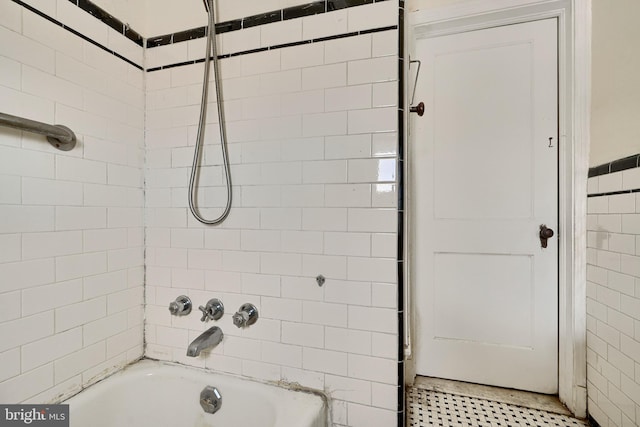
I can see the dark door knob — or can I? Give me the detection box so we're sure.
[539,225,554,248]
[410,102,425,116]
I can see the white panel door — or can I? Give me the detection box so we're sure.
[412,19,558,393]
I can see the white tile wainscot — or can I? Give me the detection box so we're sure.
[587,170,640,427]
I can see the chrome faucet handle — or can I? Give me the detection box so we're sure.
[198,299,224,322]
[232,311,249,327]
[198,306,210,322]
[232,303,258,328]
[169,295,192,316]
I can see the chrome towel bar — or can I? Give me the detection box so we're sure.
[0,112,77,151]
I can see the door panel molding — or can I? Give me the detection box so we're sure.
[413,18,559,393]
[406,0,590,417]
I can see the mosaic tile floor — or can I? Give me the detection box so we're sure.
[407,387,587,426]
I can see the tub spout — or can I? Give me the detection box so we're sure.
[187,326,223,357]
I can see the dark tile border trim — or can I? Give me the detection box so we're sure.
[146,0,390,49]
[397,2,405,427]
[147,25,398,72]
[588,154,640,196]
[588,154,640,178]
[587,188,640,198]
[285,1,326,20]
[11,0,143,70]
[70,0,143,46]
[244,10,282,29]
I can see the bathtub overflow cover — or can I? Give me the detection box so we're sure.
[200,386,222,415]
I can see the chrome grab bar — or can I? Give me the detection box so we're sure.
[0,112,77,151]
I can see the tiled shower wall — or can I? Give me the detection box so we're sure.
[0,1,145,403]
[586,161,640,426]
[144,1,401,426]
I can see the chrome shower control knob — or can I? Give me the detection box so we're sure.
[232,303,258,328]
[198,306,210,322]
[198,298,224,322]
[169,295,192,316]
[232,311,249,327]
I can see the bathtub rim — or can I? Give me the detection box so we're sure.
[63,357,329,425]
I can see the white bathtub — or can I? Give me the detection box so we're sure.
[65,360,326,427]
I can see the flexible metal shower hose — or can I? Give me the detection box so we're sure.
[188,0,232,225]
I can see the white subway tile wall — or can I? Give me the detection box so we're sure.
[0,0,400,423]
[145,2,399,426]
[0,3,144,403]
[587,172,640,427]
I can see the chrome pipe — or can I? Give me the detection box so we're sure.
[0,112,77,151]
